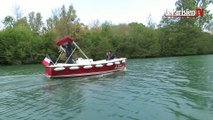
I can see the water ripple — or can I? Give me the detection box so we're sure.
[0,55,213,120]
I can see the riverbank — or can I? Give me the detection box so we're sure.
[1,53,213,66]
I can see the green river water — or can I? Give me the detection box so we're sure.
[0,55,213,120]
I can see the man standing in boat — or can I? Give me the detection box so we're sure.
[62,42,73,63]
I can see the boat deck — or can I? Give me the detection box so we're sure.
[49,58,126,67]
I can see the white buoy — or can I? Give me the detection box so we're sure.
[54,67,65,71]
[83,65,93,69]
[106,63,113,66]
[95,64,103,68]
[69,66,80,70]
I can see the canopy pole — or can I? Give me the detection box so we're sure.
[55,51,63,64]
[72,42,89,59]
[65,47,76,64]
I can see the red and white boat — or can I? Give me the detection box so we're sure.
[43,37,127,78]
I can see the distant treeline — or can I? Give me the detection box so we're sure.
[0,0,213,65]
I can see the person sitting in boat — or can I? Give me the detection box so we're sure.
[106,51,116,60]
[106,51,110,60]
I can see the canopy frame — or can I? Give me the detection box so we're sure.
[54,37,89,64]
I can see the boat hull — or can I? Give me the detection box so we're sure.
[44,58,126,78]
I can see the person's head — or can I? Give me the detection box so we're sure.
[106,51,109,55]
[109,51,113,55]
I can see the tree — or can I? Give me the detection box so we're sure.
[1,2,213,65]
[205,20,213,34]
[146,14,156,29]
[46,4,80,38]
[12,4,23,21]
[28,12,44,34]
[13,17,30,29]
[2,16,15,28]
[175,0,213,29]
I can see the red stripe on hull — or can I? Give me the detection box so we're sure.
[45,62,126,78]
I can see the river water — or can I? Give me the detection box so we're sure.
[0,55,213,120]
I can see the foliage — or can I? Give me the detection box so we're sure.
[0,2,213,65]
[28,12,44,34]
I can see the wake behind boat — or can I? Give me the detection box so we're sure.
[42,37,127,78]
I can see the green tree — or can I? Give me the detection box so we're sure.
[175,0,213,29]
[146,14,156,29]
[13,17,30,29]
[2,16,15,28]
[205,20,213,34]
[28,12,44,34]
[46,5,81,39]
